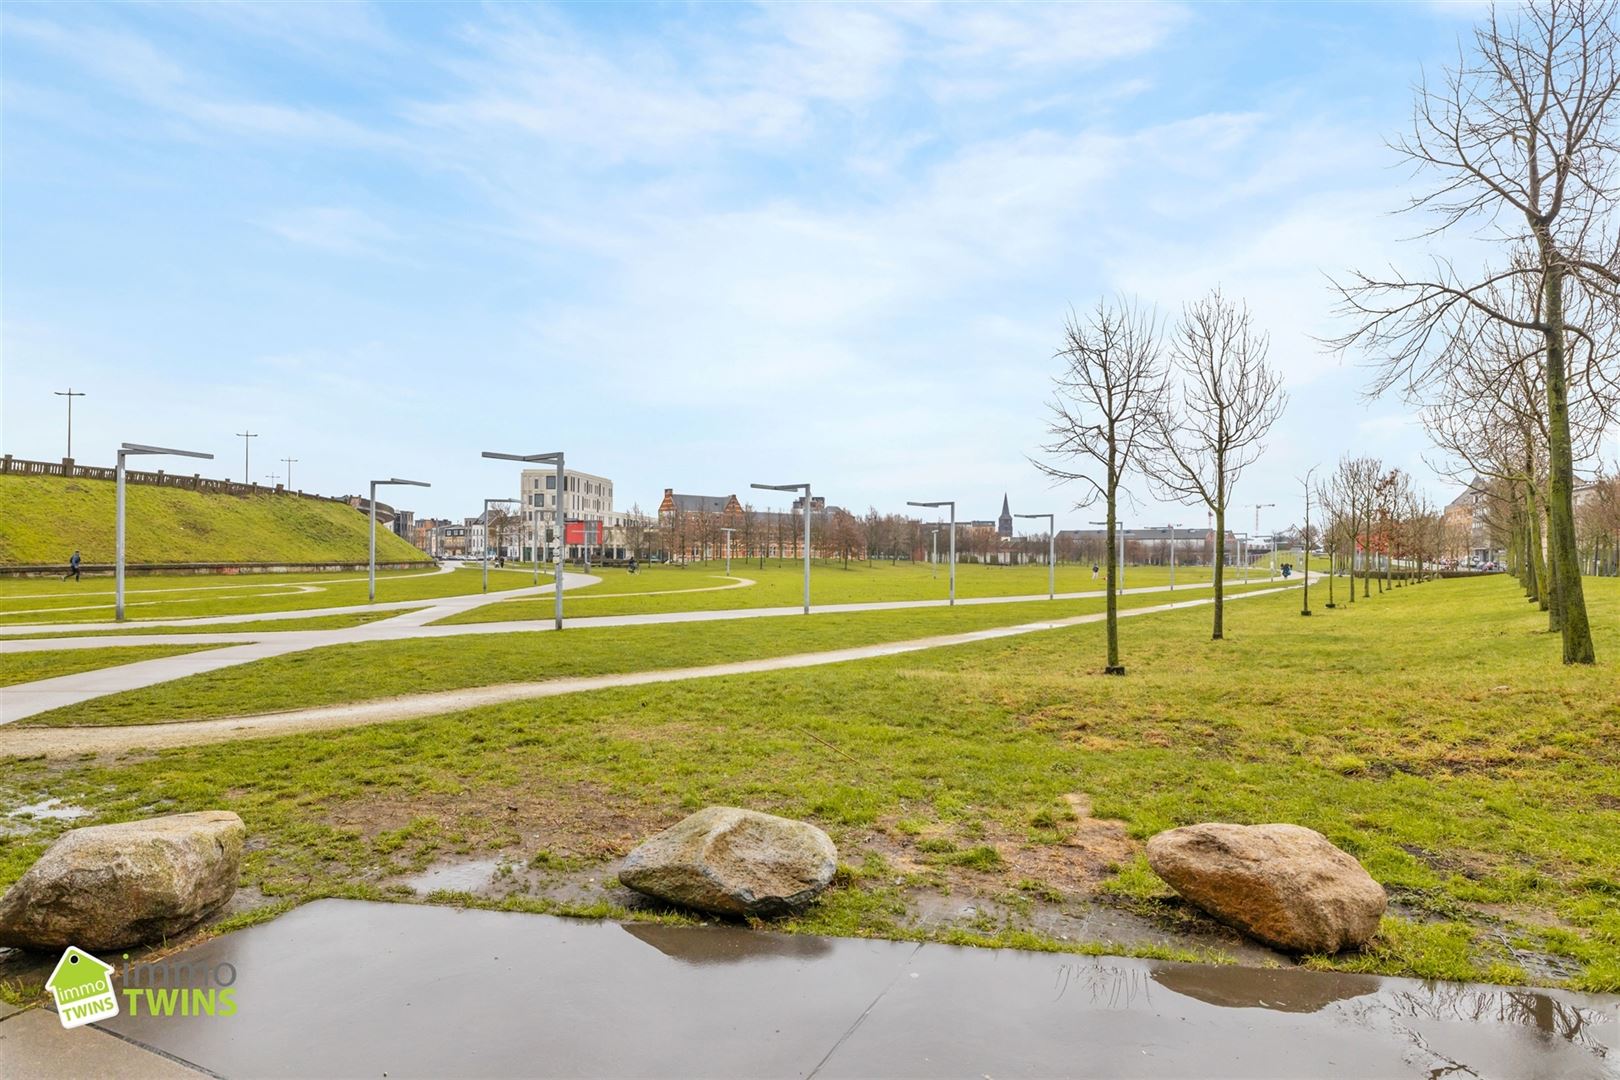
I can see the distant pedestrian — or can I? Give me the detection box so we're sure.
[628,556,639,575]
[1091,562,1100,581]
[63,549,82,582]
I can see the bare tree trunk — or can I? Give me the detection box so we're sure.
[1105,490,1122,673]
[1541,256,1594,661]
[1211,506,1226,640]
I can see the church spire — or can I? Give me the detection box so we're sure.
[997,493,1013,538]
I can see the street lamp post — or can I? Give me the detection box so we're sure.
[1300,466,1318,616]
[1166,523,1184,589]
[930,528,940,578]
[1249,503,1276,580]
[54,388,85,459]
[117,442,213,620]
[281,457,298,490]
[369,478,431,602]
[721,527,735,576]
[1015,513,1055,600]
[1091,520,1126,590]
[486,451,566,629]
[482,497,517,593]
[908,501,956,605]
[235,432,258,484]
[752,482,812,614]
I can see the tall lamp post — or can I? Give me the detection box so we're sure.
[54,388,85,459]
[1015,512,1055,600]
[369,477,430,602]
[117,442,213,620]
[1249,503,1276,580]
[908,500,956,605]
[482,497,517,593]
[1165,523,1184,589]
[752,482,812,614]
[1090,519,1126,590]
[1300,466,1318,616]
[930,527,940,578]
[281,457,298,490]
[486,451,566,629]
[234,431,258,484]
[721,527,736,576]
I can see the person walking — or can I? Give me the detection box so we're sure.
[64,549,82,582]
[1091,562,1100,581]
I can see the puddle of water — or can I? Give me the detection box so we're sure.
[5,798,91,822]
[87,898,1617,1079]
[395,857,507,894]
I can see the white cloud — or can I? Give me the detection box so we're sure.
[262,207,400,258]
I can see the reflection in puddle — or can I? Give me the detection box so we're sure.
[1151,964,1382,1014]
[1344,984,1614,1052]
[621,922,836,966]
[1052,961,1156,1010]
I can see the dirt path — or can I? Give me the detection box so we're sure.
[0,585,1300,758]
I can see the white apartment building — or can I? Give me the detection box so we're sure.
[520,467,614,519]
[512,467,647,562]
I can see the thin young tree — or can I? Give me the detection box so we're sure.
[1330,1,1620,662]
[1036,296,1167,674]
[1149,288,1286,640]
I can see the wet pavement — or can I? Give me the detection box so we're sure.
[10,898,1611,1078]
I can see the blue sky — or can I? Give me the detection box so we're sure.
[1,1,1522,530]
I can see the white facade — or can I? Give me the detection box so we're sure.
[520,467,613,518]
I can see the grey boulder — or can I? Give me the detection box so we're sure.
[0,811,245,951]
[619,806,837,918]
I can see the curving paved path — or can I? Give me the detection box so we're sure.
[0,582,1310,756]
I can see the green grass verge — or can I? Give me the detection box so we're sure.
[0,566,517,625]
[21,581,1292,726]
[445,560,1305,623]
[0,473,428,566]
[0,643,227,687]
[0,609,415,640]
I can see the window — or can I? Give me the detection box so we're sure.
[546,476,556,490]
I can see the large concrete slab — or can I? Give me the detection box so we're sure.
[0,1007,202,1078]
[81,899,1615,1079]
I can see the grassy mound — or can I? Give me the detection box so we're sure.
[0,474,428,566]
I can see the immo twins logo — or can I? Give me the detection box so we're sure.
[46,945,238,1030]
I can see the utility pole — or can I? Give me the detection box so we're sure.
[235,432,258,483]
[54,388,86,459]
[281,457,298,490]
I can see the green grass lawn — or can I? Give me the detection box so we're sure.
[0,473,428,566]
[446,559,1295,623]
[20,580,1293,726]
[0,643,227,687]
[0,565,518,626]
[0,609,414,640]
[1,575,1614,991]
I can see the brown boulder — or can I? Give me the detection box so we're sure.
[1145,823,1385,954]
[0,812,245,951]
[619,806,837,918]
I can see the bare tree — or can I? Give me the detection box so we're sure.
[1149,288,1286,639]
[1330,1,1620,662]
[1036,296,1167,674]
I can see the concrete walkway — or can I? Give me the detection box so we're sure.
[0,585,1303,756]
[7,899,1613,1078]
